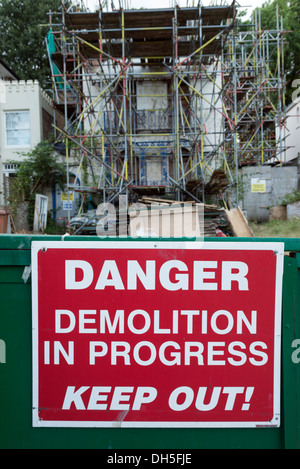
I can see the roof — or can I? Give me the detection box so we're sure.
[0,57,20,80]
[55,6,235,61]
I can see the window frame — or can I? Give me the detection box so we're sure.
[4,110,31,148]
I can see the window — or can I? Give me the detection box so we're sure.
[5,111,30,147]
[3,163,19,173]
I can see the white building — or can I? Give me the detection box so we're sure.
[0,59,55,207]
[80,61,223,191]
[280,97,300,164]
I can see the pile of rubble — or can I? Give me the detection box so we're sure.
[132,197,253,238]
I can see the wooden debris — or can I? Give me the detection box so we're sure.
[269,205,287,221]
[129,204,201,238]
[131,198,226,237]
[225,207,253,237]
[205,169,230,194]
[138,196,193,206]
[133,195,254,238]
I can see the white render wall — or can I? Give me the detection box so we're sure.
[0,79,53,206]
[279,97,300,163]
[81,62,224,185]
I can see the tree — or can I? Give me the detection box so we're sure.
[0,0,61,88]
[287,0,300,87]
[252,0,300,105]
[9,141,66,228]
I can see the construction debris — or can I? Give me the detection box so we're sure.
[131,197,253,238]
[69,195,253,238]
[225,207,254,238]
[129,204,201,238]
[205,170,230,195]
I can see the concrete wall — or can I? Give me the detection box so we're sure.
[241,165,298,222]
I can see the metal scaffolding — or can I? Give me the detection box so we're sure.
[223,4,287,172]
[46,0,286,224]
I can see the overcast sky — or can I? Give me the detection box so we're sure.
[84,0,265,17]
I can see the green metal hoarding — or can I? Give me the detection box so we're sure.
[0,234,299,449]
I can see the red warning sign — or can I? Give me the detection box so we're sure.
[32,241,284,428]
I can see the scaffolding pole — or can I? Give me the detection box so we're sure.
[47,1,286,214]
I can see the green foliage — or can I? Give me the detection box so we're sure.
[280,189,300,206]
[44,212,66,234]
[250,217,300,238]
[250,0,300,105]
[286,0,300,93]
[9,141,66,218]
[0,0,61,87]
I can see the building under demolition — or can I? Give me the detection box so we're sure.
[46,1,287,230]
